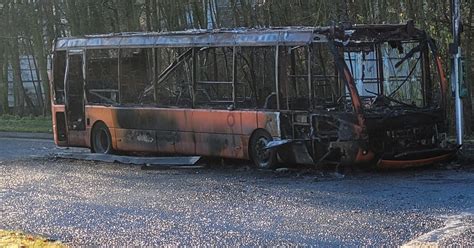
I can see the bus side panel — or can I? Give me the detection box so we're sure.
[52,104,68,147]
[238,111,260,159]
[174,110,196,155]
[191,109,243,134]
[154,130,177,154]
[191,109,246,159]
[115,128,158,153]
[240,111,259,135]
[112,108,177,154]
[67,130,89,148]
[256,111,281,138]
[90,107,277,160]
[194,133,245,159]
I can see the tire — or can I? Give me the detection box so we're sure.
[249,129,278,169]
[91,122,113,154]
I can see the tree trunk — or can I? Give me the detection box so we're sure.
[11,40,25,116]
[144,0,152,31]
[151,0,160,31]
[121,0,139,31]
[53,0,67,37]
[24,43,43,113]
[25,6,45,114]
[28,39,51,116]
[0,44,9,115]
[462,0,473,136]
[66,0,81,35]
[229,0,240,27]
[191,0,205,29]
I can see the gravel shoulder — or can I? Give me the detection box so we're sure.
[1,156,473,246]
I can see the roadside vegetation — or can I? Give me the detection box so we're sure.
[0,230,65,248]
[0,115,52,133]
[0,1,472,137]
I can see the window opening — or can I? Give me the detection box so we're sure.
[85,49,119,105]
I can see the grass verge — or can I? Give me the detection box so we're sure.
[0,230,66,247]
[0,115,52,133]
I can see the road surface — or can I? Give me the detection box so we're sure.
[1,137,473,246]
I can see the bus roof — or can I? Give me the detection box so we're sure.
[54,23,424,51]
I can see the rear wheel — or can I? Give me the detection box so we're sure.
[249,129,277,169]
[91,122,113,154]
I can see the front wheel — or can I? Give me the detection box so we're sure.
[249,129,278,169]
[91,122,113,154]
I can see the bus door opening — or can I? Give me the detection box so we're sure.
[65,51,86,131]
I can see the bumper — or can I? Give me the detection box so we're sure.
[376,148,458,169]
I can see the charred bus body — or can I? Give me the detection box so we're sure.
[51,23,457,169]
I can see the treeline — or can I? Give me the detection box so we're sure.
[0,0,472,134]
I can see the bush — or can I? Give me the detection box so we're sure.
[0,115,52,133]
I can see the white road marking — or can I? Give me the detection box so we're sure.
[402,209,474,247]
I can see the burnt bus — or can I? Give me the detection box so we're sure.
[51,23,457,169]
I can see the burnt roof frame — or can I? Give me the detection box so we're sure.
[53,24,431,112]
[54,24,424,51]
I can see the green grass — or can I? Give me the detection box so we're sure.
[0,230,66,248]
[0,115,52,133]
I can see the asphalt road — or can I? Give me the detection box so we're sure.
[0,137,58,160]
[1,137,473,246]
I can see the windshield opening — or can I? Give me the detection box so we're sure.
[343,41,436,110]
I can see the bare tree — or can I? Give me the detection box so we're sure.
[0,0,471,134]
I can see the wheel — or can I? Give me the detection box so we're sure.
[91,122,113,154]
[249,129,278,169]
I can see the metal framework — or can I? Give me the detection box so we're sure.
[50,24,458,170]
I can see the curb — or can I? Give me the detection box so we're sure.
[0,131,53,140]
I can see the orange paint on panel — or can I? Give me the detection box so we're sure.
[256,111,280,137]
[191,109,242,134]
[75,106,266,159]
[67,130,88,147]
[354,148,375,164]
[194,133,245,159]
[435,56,448,110]
[51,104,67,146]
[377,152,455,169]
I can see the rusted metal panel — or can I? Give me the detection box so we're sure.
[107,107,253,135]
[256,112,281,138]
[86,106,116,128]
[240,112,259,134]
[67,130,88,148]
[435,55,449,111]
[54,152,202,167]
[194,133,245,158]
[80,106,265,159]
[191,109,243,134]
[174,131,196,156]
[377,150,456,169]
[51,104,67,146]
[115,129,157,152]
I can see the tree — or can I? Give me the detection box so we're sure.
[0,41,8,115]
[0,0,471,135]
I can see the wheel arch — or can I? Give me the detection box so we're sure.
[247,128,272,158]
[248,128,278,168]
[89,120,116,152]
